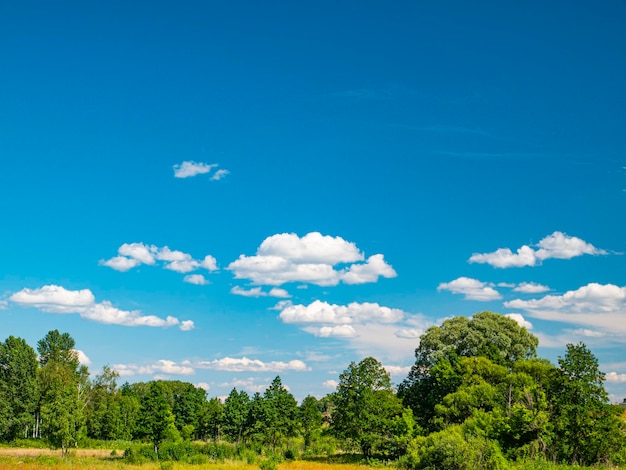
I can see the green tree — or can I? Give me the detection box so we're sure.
[222,388,250,444]
[300,395,323,450]
[259,376,299,452]
[0,336,39,441]
[198,396,224,441]
[37,331,86,456]
[137,381,178,457]
[550,342,624,465]
[332,357,414,458]
[84,366,122,440]
[399,312,538,429]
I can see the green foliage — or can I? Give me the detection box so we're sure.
[223,387,251,443]
[300,395,323,450]
[137,381,177,455]
[399,312,539,430]
[405,425,509,470]
[550,342,624,466]
[0,336,39,441]
[332,357,415,458]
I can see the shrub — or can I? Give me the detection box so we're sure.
[259,458,279,470]
[405,425,509,470]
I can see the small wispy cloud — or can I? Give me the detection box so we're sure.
[173,161,229,180]
[230,286,291,298]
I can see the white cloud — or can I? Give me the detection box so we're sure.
[75,349,91,366]
[469,232,607,268]
[184,274,209,285]
[201,255,218,271]
[606,372,626,383]
[512,282,550,293]
[383,365,411,376]
[114,359,195,377]
[196,356,310,372]
[505,283,626,335]
[196,382,210,391]
[179,320,195,331]
[228,232,395,286]
[211,169,230,180]
[231,286,265,297]
[279,300,405,325]
[535,231,606,260]
[504,313,533,329]
[101,243,218,280]
[100,256,141,272]
[278,300,425,362]
[230,286,290,298]
[118,242,157,265]
[219,378,268,394]
[342,254,397,284]
[10,285,191,329]
[323,379,338,389]
[317,325,357,338]
[394,328,423,339]
[258,232,363,264]
[9,285,95,313]
[437,277,501,301]
[173,161,217,178]
[268,288,291,298]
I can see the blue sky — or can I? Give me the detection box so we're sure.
[1,1,625,401]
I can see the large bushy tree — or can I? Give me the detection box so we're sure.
[0,336,39,440]
[399,312,538,429]
[332,357,414,458]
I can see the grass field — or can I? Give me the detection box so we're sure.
[0,448,621,470]
[0,448,373,470]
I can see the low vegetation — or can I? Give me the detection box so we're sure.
[1,312,625,468]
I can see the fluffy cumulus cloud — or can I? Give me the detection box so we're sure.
[437,277,501,301]
[75,349,91,366]
[279,300,404,325]
[323,379,339,389]
[184,274,209,285]
[606,372,626,383]
[469,232,607,268]
[278,300,426,361]
[10,285,193,330]
[505,283,626,335]
[318,325,357,338]
[113,360,195,377]
[100,243,218,280]
[504,313,533,329]
[196,357,310,372]
[228,232,396,286]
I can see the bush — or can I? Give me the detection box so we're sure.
[284,448,297,460]
[189,453,209,465]
[259,458,279,470]
[124,444,157,464]
[405,426,509,470]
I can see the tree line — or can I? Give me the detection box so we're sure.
[0,311,625,468]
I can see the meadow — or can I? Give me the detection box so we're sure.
[0,448,622,470]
